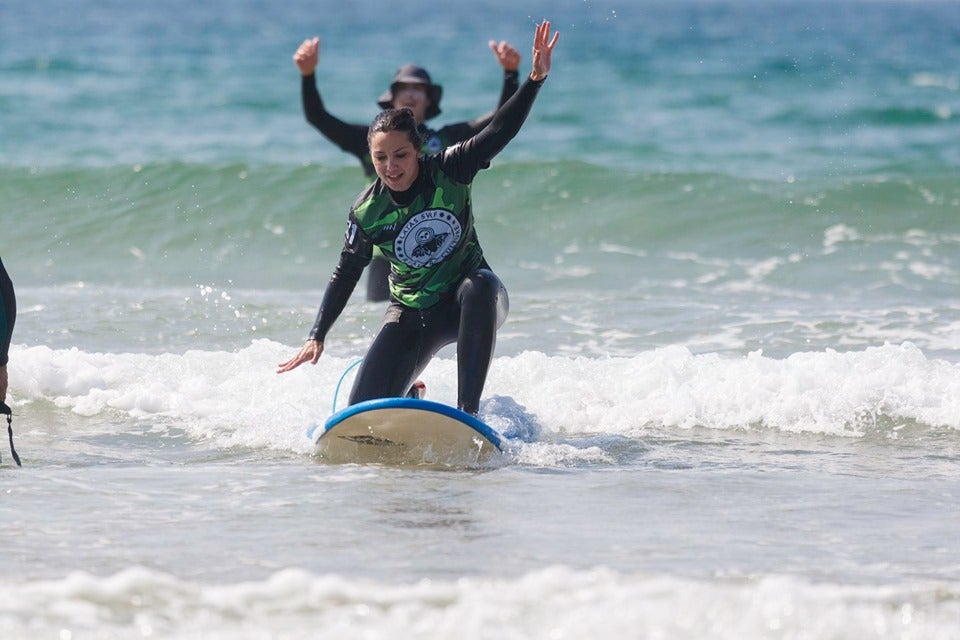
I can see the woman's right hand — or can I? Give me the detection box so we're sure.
[277,339,324,374]
[293,37,320,76]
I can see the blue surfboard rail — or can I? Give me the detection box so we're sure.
[318,397,504,451]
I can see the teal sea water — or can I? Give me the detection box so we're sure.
[3,1,960,638]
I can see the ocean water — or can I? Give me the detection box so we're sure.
[2,0,960,638]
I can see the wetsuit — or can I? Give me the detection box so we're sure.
[300,70,520,301]
[306,76,544,415]
[0,257,14,369]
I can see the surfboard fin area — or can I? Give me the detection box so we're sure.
[312,398,504,467]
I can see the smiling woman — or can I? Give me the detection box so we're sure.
[277,21,560,417]
[369,108,423,192]
[376,64,443,123]
[5,1,960,636]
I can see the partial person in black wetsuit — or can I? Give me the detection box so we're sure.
[0,256,15,407]
[293,35,521,302]
[278,21,559,416]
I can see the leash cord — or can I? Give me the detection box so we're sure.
[332,359,363,413]
[0,402,19,467]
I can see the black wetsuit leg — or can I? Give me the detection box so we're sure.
[365,255,391,302]
[348,301,457,405]
[348,269,508,415]
[455,269,508,415]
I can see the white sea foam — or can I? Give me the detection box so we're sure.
[6,340,959,462]
[0,566,957,640]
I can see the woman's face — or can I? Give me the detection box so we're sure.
[370,129,419,192]
[390,83,430,124]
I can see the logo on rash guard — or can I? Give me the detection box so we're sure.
[394,209,461,268]
[422,134,443,155]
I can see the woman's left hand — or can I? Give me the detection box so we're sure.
[530,21,559,82]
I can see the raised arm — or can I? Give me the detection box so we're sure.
[441,21,559,180]
[489,39,521,108]
[294,37,373,168]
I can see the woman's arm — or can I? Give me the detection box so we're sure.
[434,41,521,144]
[276,219,373,374]
[434,69,519,144]
[275,251,365,374]
[441,22,559,182]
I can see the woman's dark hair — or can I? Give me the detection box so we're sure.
[368,108,423,149]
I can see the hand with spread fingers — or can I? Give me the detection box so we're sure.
[530,21,559,82]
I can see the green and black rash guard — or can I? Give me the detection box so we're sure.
[301,70,520,177]
[0,257,15,367]
[308,76,544,343]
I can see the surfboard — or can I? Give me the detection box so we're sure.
[310,397,503,466]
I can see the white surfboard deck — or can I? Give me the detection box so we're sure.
[310,398,503,467]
